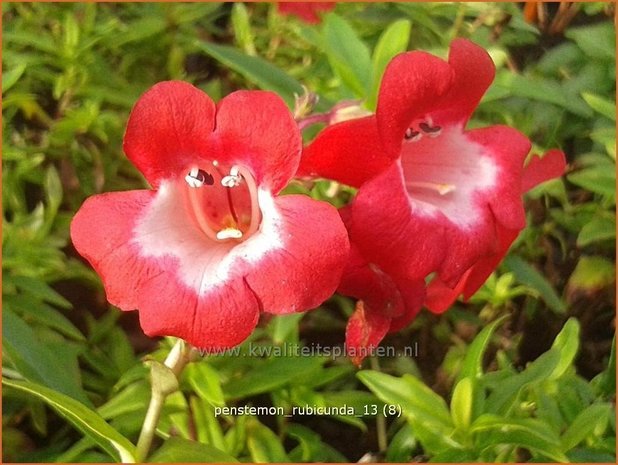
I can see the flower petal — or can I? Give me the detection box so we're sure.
[377,51,453,156]
[241,192,350,314]
[522,149,567,192]
[433,38,496,126]
[277,2,335,24]
[212,91,301,193]
[71,188,261,349]
[71,190,159,310]
[345,301,391,367]
[137,266,260,350]
[123,81,216,188]
[350,162,447,280]
[299,116,393,187]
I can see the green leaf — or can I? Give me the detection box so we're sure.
[549,318,580,380]
[9,275,72,309]
[287,423,348,462]
[269,313,303,344]
[485,349,560,415]
[567,166,616,203]
[231,3,255,55]
[503,255,566,314]
[576,215,616,247]
[367,19,411,109]
[2,63,27,94]
[247,419,289,463]
[149,437,238,463]
[582,92,616,121]
[386,423,417,463]
[2,378,136,463]
[568,256,616,294]
[566,22,616,62]
[223,356,324,400]
[458,316,508,382]
[561,403,612,451]
[3,308,91,405]
[471,414,568,462]
[194,41,303,107]
[185,362,225,407]
[451,377,473,430]
[358,371,460,454]
[322,13,372,97]
[4,294,85,342]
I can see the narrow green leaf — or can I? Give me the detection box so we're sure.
[223,356,324,400]
[149,437,238,463]
[582,92,616,121]
[367,19,411,109]
[3,308,91,405]
[458,316,508,382]
[358,371,460,454]
[194,41,302,107]
[577,215,616,247]
[385,423,417,463]
[503,255,566,314]
[561,403,612,451]
[322,13,372,97]
[567,166,616,202]
[2,63,26,94]
[185,362,225,407]
[471,414,568,462]
[549,318,580,379]
[247,420,289,463]
[485,349,560,414]
[450,377,473,430]
[2,378,136,463]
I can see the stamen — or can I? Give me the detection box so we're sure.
[185,168,214,188]
[404,127,422,142]
[419,122,442,137]
[216,228,243,240]
[221,166,242,187]
[406,180,455,195]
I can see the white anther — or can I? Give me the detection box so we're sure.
[185,167,204,188]
[221,166,243,187]
[216,228,243,240]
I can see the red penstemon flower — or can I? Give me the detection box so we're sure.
[277,2,335,24]
[301,39,566,360]
[71,81,349,350]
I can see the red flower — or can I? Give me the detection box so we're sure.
[277,2,335,24]
[301,40,566,358]
[71,82,349,350]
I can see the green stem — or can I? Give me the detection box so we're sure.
[135,339,195,462]
[369,356,388,453]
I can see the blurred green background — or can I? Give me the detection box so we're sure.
[3,2,616,463]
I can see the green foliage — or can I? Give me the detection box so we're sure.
[360,319,615,462]
[3,2,614,463]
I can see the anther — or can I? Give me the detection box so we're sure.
[419,122,442,137]
[221,166,242,188]
[185,168,214,188]
[216,228,243,240]
[404,127,422,142]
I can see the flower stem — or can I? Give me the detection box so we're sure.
[135,339,196,462]
[369,356,388,453]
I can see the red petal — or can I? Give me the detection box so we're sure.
[433,38,496,126]
[350,162,446,280]
[377,51,453,156]
[213,90,301,193]
[71,189,261,349]
[241,194,349,314]
[70,190,159,310]
[522,149,567,192]
[277,2,335,24]
[345,301,391,367]
[137,267,260,350]
[123,81,216,187]
[299,116,393,187]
